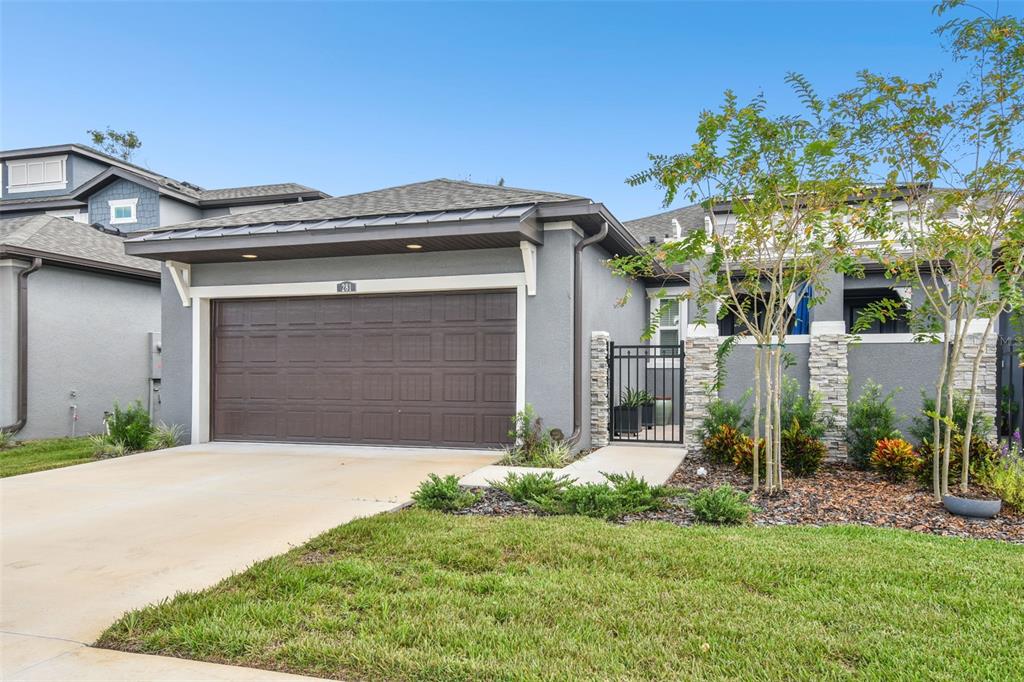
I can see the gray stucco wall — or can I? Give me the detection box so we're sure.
[0,261,22,427]
[18,265,160,440]
[159,266,193,435]
[88,178,160,232]
[720,342,811,405]
[159,197,203,227]
[847,341,946,438]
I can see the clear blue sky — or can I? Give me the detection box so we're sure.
[1,1,1009,220]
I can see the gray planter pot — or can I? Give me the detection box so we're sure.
[942,494,1002,519]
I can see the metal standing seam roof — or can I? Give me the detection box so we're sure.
[126,204,536,242]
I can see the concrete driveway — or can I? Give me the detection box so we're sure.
[1,442,499,680]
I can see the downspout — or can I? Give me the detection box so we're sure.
[568,221,609,446]
[1,257,42,435]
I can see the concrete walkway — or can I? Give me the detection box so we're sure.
[459,443,686,487]
[1,442,499,681]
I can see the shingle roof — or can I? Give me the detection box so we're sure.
[624,203,706,243]
[197,183,322,202]
[0,215,160,275]
[147,178,587,232]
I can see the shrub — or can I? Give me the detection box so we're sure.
[700,396,750,442]
[870,438,922,482]
[411,474,480,511]
[489,471,575,504]
[533,472,672,520]
[846,380,902,470]
[147,422,184,450]
[105,401,153,452]
[688,485,757,524]
[90,434,130,459]
[0,429,14,449]
[703,424,751,465]
[977,457,1024,512]
[733,436,767,477]
[780,377,833,439]
[909,390,994,450]
[501,404,572,467]
[781,419,827,477]
[916,430,999,484]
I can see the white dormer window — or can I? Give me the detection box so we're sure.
[109,198,138,224]
[5,155,68,193]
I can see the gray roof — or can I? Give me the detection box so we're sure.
[145,178,586,233]
[0,215,160,276]
[198,183,322,202]
[624,203,706,243]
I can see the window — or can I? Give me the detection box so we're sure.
[108,198,138,224]
[649,293,687,347]
[844,288,910,334]
[5,155,67,193]
[717,296,798,336]
[46,210,89,223]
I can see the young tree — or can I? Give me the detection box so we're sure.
[87,127,142,161]
[837,0,1024,499]
[610,78,870,493]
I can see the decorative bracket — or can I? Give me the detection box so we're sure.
[166,260,192,307]
[520,241,537,296]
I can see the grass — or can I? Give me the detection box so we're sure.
[0,436,97,477]
[98,511,1024,681]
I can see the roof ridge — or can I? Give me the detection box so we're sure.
[435,177,582,198]
[5,214,51,246]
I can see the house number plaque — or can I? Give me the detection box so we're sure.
[336,281,357,293]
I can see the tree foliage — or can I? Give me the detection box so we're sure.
[87,127,142,161]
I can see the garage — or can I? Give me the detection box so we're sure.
[210,290,517,447]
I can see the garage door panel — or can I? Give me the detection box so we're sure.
[211,291,516,446]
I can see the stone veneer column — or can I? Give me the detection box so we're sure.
[809,321,849,459]
[589,331,610,448]
[952,327,998,428]
[683,329,718,450]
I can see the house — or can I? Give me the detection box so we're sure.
[0,144,329,440]
[123,177,1011,453]
[1,144,328,230]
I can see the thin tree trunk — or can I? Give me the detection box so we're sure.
[961,315,998,492]
[773,344,784,490]
[752,344,763,491]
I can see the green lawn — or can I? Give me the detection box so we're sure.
[98,511,1024,681]
[0,437,96,477]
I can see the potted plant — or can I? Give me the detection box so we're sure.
[637,390,656,428]
[613,388,643,435]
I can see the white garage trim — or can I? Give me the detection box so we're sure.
[189,272,528,445]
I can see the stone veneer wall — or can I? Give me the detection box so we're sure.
[683,335,718,449]
[952,332,999,427]
[809,330,849,459]
[589,331,610,448]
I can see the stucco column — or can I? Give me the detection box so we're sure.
[953,322,998,431]
[684,326,718,450]
[0,260,26,427]
[589,331,610,448]
[809,321,849,459]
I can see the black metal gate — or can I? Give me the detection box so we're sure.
[608,343,684,444]
[996,335,1023,442]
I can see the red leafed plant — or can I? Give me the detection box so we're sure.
[870,438,922,482]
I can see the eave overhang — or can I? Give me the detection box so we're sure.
[0,244,160,281]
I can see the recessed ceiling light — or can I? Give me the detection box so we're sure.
[406,244,423,250]
[241,254,258,259]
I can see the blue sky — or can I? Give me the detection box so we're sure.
[0,1,1003,221]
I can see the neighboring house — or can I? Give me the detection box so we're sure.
[0,216,161,440]
[121,178,1010,454]
[0,144,328,231]
[0,144,330,440]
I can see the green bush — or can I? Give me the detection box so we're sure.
[909,390,993,450]
[916,430,999,484]
[0,429,14,449]
[780,377,832,439]
[703,424,752,465]
[411,474,480,511]
[870,438,922,482]
[846,380,902,470]
[978,457,1024,512]
[781,419,828,477]
[490,471,575,504]
[700,397,750,442]
[501,404,572,467]
[90,434,129,458]
[105,401,153,452]
[147,422,184,450]
[688,485,757,524]
[533,472,673,520]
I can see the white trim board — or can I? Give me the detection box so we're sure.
[188,272,528,445]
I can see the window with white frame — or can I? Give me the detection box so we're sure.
[5,155,67,193]
[108,198,138,224]
[649,292,688,346]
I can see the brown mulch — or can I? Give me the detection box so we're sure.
[455,458,1024,544]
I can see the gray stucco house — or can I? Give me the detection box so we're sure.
[123,176,1018,454]
[0,144,329,440]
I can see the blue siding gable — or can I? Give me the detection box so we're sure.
[88,178,160,232]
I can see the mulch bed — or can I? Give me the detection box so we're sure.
[456,458,1024,544]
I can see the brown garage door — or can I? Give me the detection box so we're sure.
[211,291,517,447]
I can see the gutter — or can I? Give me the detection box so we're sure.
[1,258,42,435]
[568,220,609,446]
